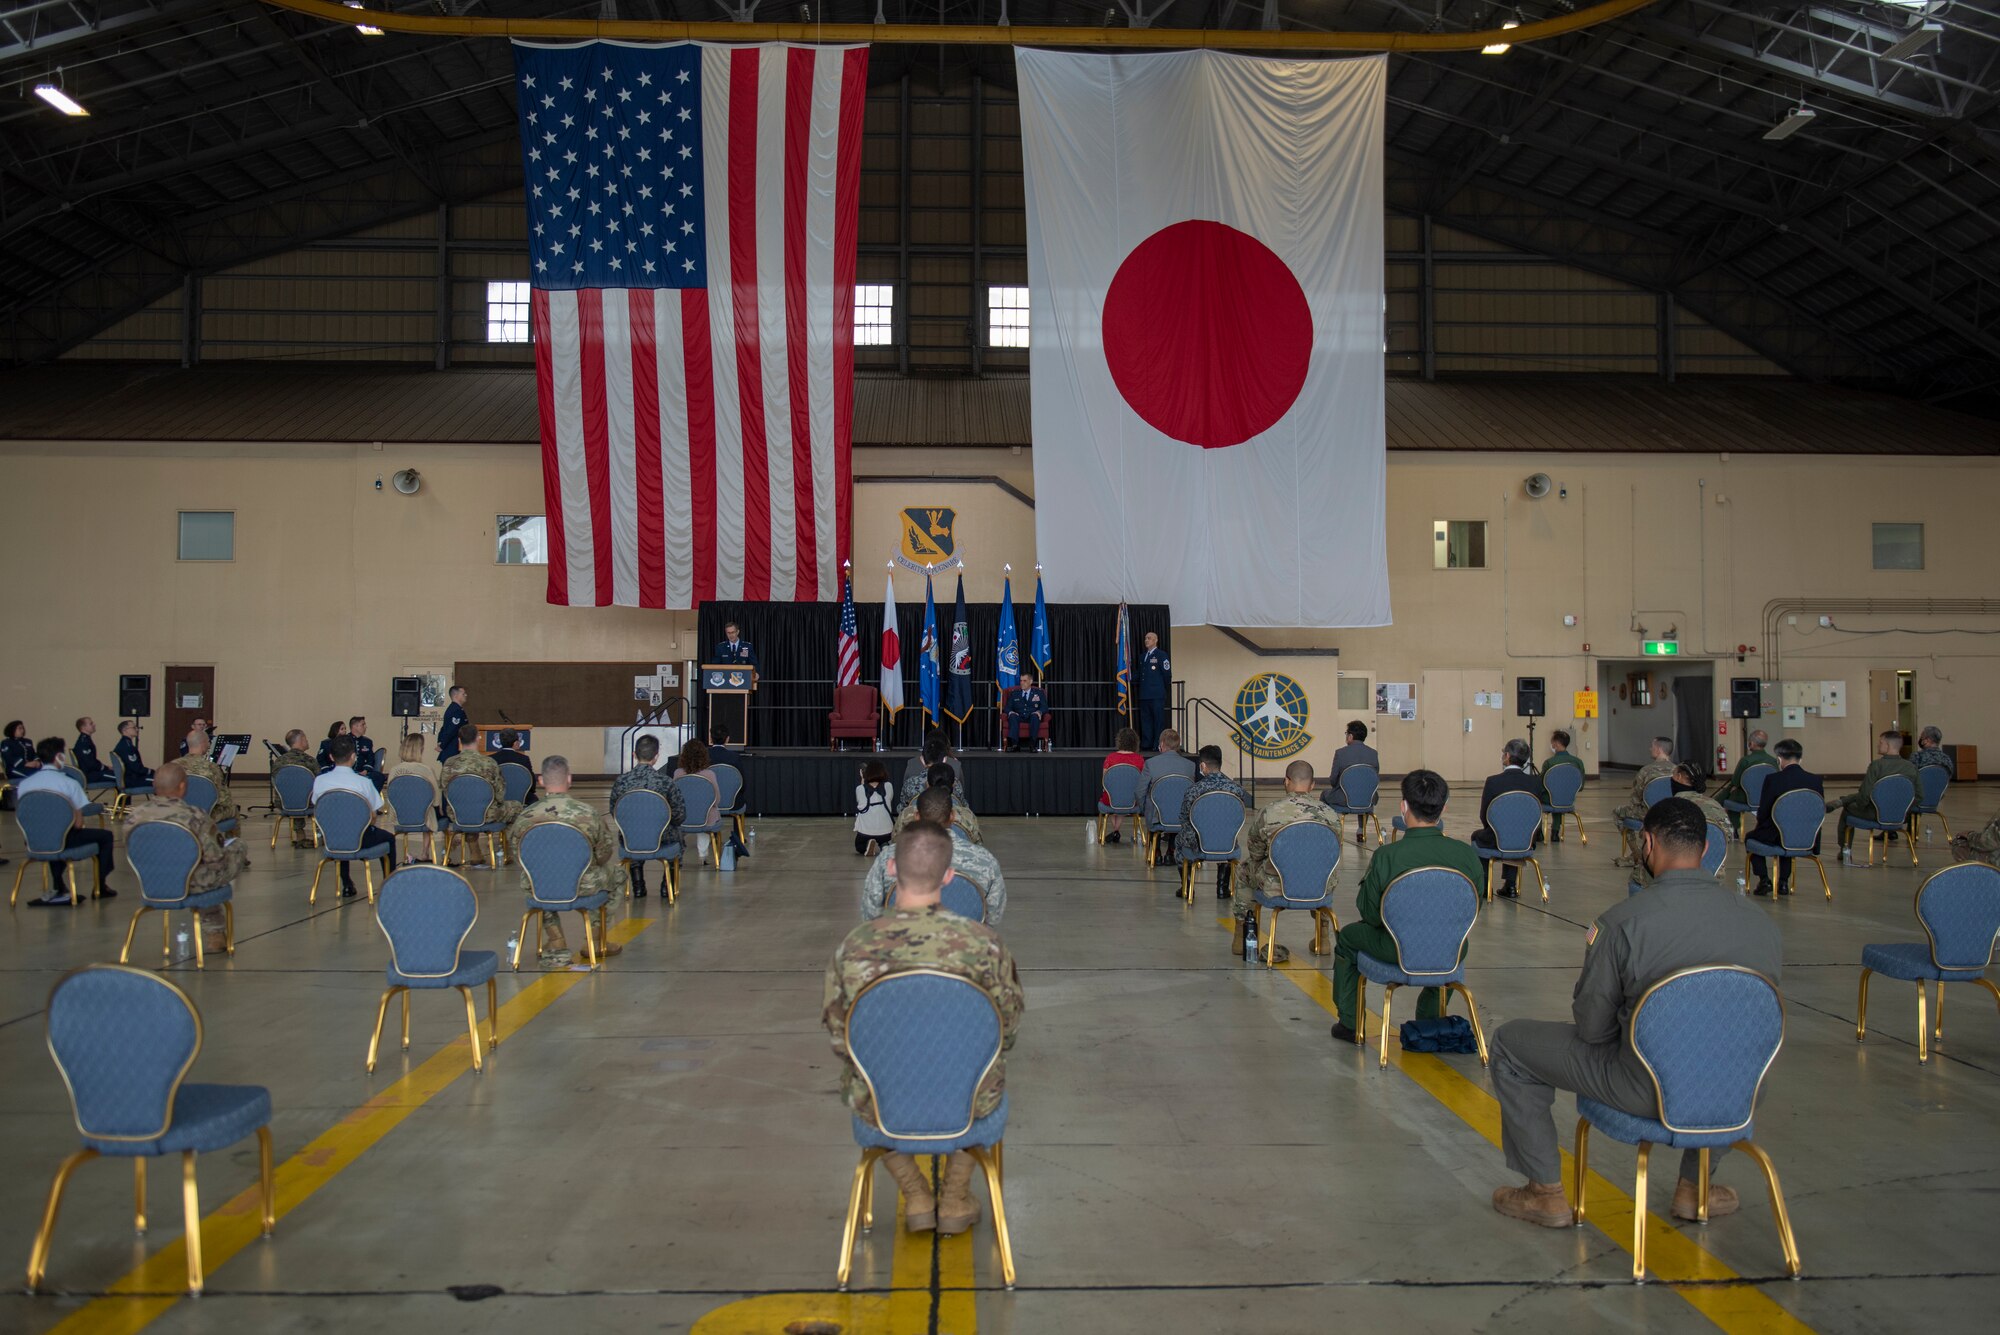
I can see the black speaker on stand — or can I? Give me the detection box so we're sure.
[1729,677,1763,720]
[392,677,423,737]
[119,674,152,718]
[1516,677,1547,765]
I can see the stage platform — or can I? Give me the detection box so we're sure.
[734,748,1107,817]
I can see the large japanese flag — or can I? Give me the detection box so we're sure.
[1017,49,1389,628]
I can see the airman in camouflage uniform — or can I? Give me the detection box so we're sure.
[1234,760,1342,962]
[178,731,241,829]
[607,736,685,896]
[443,744,523,828]
[863,787,1006,924]
[824,821,1023,1238]
[125,762,248,954]
[1614,737,1678,866]
[893,794,982,844]
[271,730,319,847]
[1950,813,2000,868]
[508,756,621,969]
[893,762,982,843]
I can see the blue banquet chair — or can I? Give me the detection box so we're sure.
[270,763,316,849]
[1354,868,1487,1067]
[108,752,154,821]
[1845,774,1918,868]
[1618,775,1674,860]
[1249,821,1342,966]
[1912,764,1953,844]
[1178,789,1248,901]
[1856,863,2000,1064]
[1326,765,1383,846]
[384,773,437,863]
[181,772,237,839]
[1475,790,1547,902]
[1096,763,1142,847]
[676,772,725,865]
[442,773,508,868]
[119,822,235,969]
[1720,763,1775,839]
[513,822,610,971]
[940,871,988,923]
[61,766,108,826]
[614,788,684,903]
[1624,822,1731,898]
[28,964,274,1296]
[498,761,535,807]
[308,789,389,905]
[711,762,749,846]
[1142,772,1192,868]
[10,790,101,907]
[836,970,1015,1291]
[1571,965,1799,1283]
[1539,762,1587,846]
[368,866,500,1073]
[1741,788,1832,901]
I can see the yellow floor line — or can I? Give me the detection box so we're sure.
[40,918,654,1335]
[1269,954,1814,1334]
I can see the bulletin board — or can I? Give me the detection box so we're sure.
[453,662,687,728]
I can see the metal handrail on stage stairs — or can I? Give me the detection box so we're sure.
[1181,697,1262,795]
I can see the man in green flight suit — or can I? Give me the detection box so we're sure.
[1714,729,1776,836]
[1329,768,1485,1044]
[1830,729,1920,860]
[1538,730,1585,843]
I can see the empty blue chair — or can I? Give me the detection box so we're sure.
[1178,789,1248,901]
[442,773,507,869]
[384,773,437,863]
[1354,867,1487,1067]
[61,766,108,825]
[614,788,684,903]
[498,761,535,806]
[1857,863,2000,1065]
[940,871,988,923]
[181,772,237,838]
[10,790,100,907]
[1845,774,1918,868]
[1096,762,1142,846]
[1913,765,1953,844]
[711,762,748,845]
[119,822,234,969]
[513,821,611,971]
[836,971,1015,1290]
[676,772,725,865]
[368,866,499,1073]
[270,764,315,849]
[1143,772,1192,868]
[1249,821,1342,966]
[29,965,275,1296]
[1475,790,1546,901]
[1742,788,1832,901]
[1720,763,1775,837]
[1539,763,1587,845]
[1572,965,1799,1283]
[1326,765,1382,846]
[309,789,388,905]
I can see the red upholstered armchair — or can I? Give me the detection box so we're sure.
[997,687,1054,753]
[828,685,881,751]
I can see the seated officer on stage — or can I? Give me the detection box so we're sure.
[179,729,241,829]
[863,785,1006,924]
[1489,798,1781,1230]
[442,723,524,834]
[113,719,152,788]
[1539,730,1585,843]
[607,735,684,898]
[1234,759,1341,963]
[824,820,1023,1239]
[1004,670,1048,753]
[714,620,758,673]
[1181,745,1252,901]
[72,717,116,785]
[894,763,983,844]
[1830,729,1920,861]
[1471,738,1540,898]
[1330,769,1483,1042]
[272,730,320,848]
[490,729,537,803]
[510,755,623,968]
[19,738,119,906]
[1715,729,1776,836]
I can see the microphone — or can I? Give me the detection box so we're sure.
[497,709,513,724]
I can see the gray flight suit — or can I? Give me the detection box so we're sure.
[1489,868,1784,1186]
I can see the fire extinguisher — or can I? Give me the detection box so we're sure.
[1717,742,1729,774]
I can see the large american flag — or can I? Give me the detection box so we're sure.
[512,40,867,608]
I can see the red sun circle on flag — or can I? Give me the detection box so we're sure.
[1101,219,1314,449]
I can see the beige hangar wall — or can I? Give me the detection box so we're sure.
[2,442,1995,779]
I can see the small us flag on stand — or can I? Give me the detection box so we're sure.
[513,40,867,608]
[836,567,861,687]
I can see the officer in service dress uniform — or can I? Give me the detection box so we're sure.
[1136,631,1171,751]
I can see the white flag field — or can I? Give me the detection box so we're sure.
[1017,49,1390,628]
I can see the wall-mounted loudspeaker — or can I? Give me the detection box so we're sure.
[391,469,422,495]
[1516,676,1547,717]
[391,677,424,718]
[1524,473,1553,499]
[119,674,152,718]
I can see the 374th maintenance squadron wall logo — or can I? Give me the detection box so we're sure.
[895,507,963,574]
[1232,672,1312,761]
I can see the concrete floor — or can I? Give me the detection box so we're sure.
[3,778,1999,1335]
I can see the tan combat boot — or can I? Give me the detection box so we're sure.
[936,1153,983,1236]
[881,1153,936,1232]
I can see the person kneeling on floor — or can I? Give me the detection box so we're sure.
[823,821,1024,1236]
[1488,798,1781,1229]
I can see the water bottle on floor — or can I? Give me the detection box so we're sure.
[1243,912,1259,961]
[175,930,190,961]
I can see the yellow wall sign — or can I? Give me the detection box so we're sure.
[1574,690,1599,718]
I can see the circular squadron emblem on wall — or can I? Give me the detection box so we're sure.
[1231,672,1312,761]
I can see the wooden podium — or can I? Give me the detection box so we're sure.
[701,665,755,747]
[476,725,533,755]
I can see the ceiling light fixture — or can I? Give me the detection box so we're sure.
[33,84,88,116]
[1763,106,1816,141]
[1881,21,1942,61]
[1482,19,1520,55]
[345,2,383,35]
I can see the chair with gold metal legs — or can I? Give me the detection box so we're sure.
[269,764,316,849]
[1354,867,1488,1068]
[1178,789,1247,901]
[119,822,234,970]
[512,821,611,972]
[1248,820,1342,967]
[28,964,275,1296]
[1473,790,1547,902]
[614,789,683,903]
[368,866,499,1073]
[1617,776,1674,862]
[1571,965,1798,1284]
[1857,863,2000,1065]
[1912,765,1953,845]
[1326,765,1384,846]
[307,789,389,905]
[1096,762,1143,847]
[836,970,1015,1291]
[674,772,726,867]
[384,773,437,864]
[1540,761,1588,846]
[1142,773,1192,868]
[1742,789,1833,901]
[9,790,102,907]
[1844,774,1919,869]
[441,774,508,869]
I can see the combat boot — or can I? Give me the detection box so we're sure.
[881,1153,936,1232]
[936,1153,983,1236]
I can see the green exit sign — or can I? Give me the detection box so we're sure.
[1642,640,1681,656]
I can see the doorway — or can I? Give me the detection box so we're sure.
[164,666,216,757]
[1419,668,1504,783]
[1867,668,1917,758]
[1597,659,1669,769]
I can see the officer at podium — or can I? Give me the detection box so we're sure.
[713,620,759,678]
